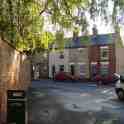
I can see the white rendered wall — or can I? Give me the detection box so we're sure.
[49,49,69,78]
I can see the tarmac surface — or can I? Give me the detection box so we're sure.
[27,80,124,124]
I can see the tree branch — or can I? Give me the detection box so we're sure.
[39,0,49,15]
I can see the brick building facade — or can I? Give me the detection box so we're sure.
[89,44,116,79]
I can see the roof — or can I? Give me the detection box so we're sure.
[91,34,116,45]
[53,33,117,49]
[64,36,91,48]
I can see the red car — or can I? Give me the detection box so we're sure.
[55,72,73,81]
[54,72,81,81]
[94,74,117,84]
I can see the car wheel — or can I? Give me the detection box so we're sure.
[117,90,124,100]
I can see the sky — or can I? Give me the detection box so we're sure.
[43,0,124,45]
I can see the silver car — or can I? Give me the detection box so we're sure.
[115,74,124,100]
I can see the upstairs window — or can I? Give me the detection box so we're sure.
[78,63,86,76]
[59,65,64,72]
[100,46,109,61]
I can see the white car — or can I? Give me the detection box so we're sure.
[115,74,124,100]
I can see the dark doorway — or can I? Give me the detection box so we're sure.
[70,65,75,75]
[91,63,98,78]
[52,65,56,78]
[59,65,64,72]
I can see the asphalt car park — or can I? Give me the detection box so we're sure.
[28,80,124,124]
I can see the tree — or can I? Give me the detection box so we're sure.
[0,0,90,51]
[1,0,124,51]
[88,0,124,46]
[55,30,64,50]
[0,0,45,51]
[40,0,90,29]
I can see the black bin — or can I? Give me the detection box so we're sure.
[7,90,27,124]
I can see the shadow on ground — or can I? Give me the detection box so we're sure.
[27,87,122,124]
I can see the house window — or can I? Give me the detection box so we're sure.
[59,65,64,71]
[100,62,109,76]
[100,46,109,61]
[78,63,86,76]
[59,54,64,59]
[59,52,64,59]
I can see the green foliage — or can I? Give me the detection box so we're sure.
[0,0,45,51]
[0,0,90,52]
[88,0,124,47]
[41,32,55,49]
[1,0,124,52]
[55,31,64,49]
[40,0,89,29]
[89,0,124,24]
[73,27,79,37]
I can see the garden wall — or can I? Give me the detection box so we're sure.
[0,38,31,123]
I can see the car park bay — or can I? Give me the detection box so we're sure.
[28,80,124,124]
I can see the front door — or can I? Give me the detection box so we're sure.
[52,65,55,78]
[70,65,75,75]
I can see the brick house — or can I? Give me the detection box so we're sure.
[49,33,117,80]
[89,34,116,79]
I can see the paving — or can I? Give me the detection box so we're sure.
[27,80,124,124]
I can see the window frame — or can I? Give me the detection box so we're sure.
[100,62,109,76]
[59,52,64,59]
[78,63,86,76]
[100,46,109,61]
[59,65,64,72]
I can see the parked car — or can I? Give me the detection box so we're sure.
[115,74,124,100]
[93,74,117,84]
[54,72,81,81]
[54,72,73,81]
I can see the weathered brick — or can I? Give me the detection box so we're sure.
[0,38,31,123]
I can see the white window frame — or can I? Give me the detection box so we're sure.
[69,63,75,65]
[100,61,109,75]
[100,46,109,60]
[59,65,65,71]
[78,48,85,51]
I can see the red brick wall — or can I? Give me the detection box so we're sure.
[89,44,115,78]
[109,44,116,74]
[0,38,31,123]
[89,45,100,62]
[89,45,100,78]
